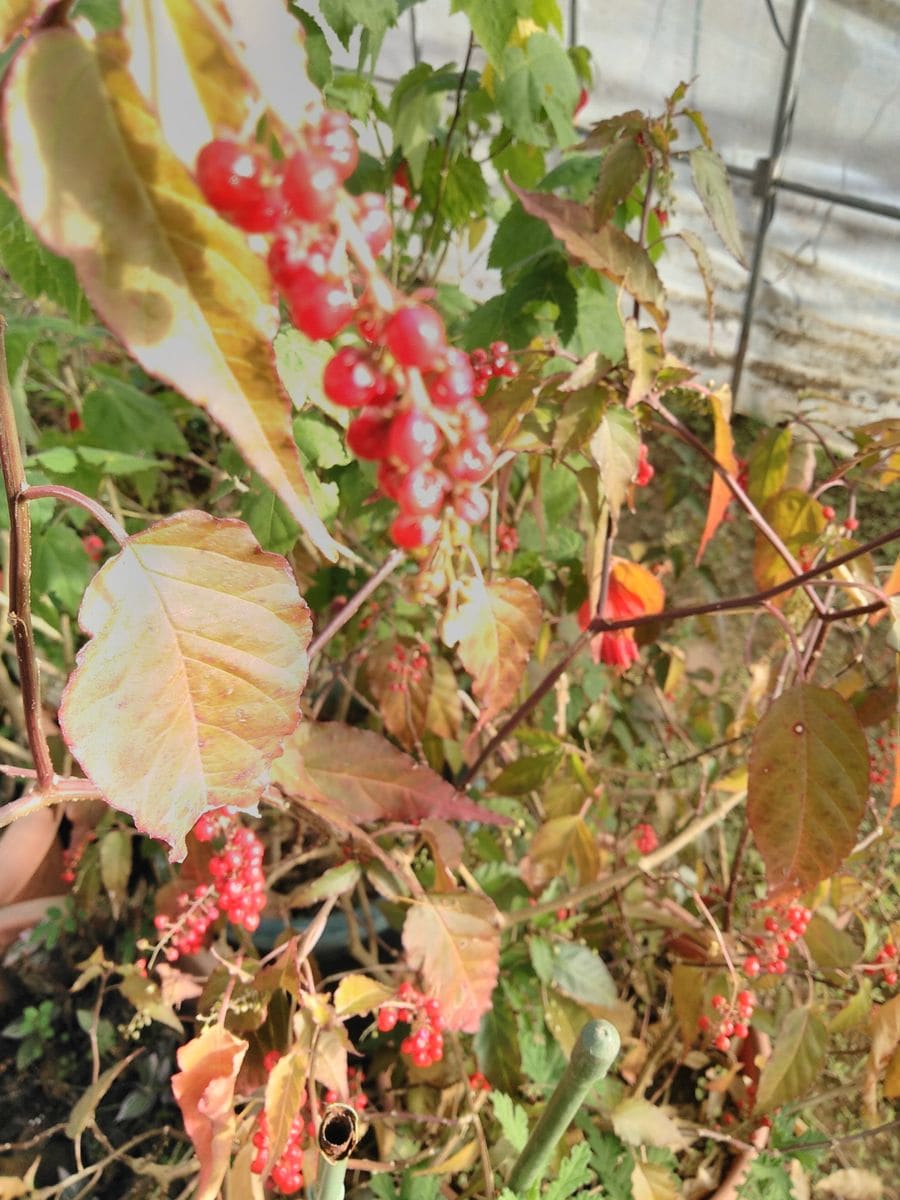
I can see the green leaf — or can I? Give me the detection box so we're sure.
[0,190,89,321]
[567,274,625,362]
[736,1154,794,1200]
[320,0,398,52]
[420,150,489,228]
[747,426,792,508]
[578,1124,634,1200]
[755,1006,827,1113]
[77,445,163,476]
[803,913,861,969]
[594,138,646,224]
[293,413,351,469]
[389,64,445,185]
[589,405,640,523]
[496,33,579,148]
[489,202,556,274]
[530,939,617,1006]
[753,489,826,592]
[241,479,299,556]
[83,373,188,456]
[491,1091,529,1153]
[511,183,667,328]
[293,9,332,90]
[31,523,93,615]
[475,987,522,1094]
[489,750,563,795]
[748,685,869,897]
[690,147,747,267]
[544,1141,592,1200]
[451,0,517,66]
[463,255,577,348]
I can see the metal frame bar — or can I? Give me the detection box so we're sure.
[728,163,900,223]
[730,0,814,399]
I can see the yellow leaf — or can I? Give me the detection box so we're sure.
[0,0,34,51]
[696,385,738,563]
[172,1025,247,1200]
[526,815,598,888]
[59,512,312,860]
[815,1168,884,1200]
[442,576,542,722]
[611,1097,685,1149]
[863,994,900,1118]
[334,974,394,1018]
[264,1051,308,1170]
[417,1139,479,1175]
[631,1160,679,1200]
[5,28,344,561]
[403,892,500,1033]
[611,559,665,616]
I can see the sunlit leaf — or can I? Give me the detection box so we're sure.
[690,146,747,267]
[631,1160,679,1200]
[59,512,312,861]
[748,685,868,897]
[747,426,792,509]
[530,938,617,1007]
[815,1169,884,1200]
[510,183,667,328]
[5,28,344,561]
[753,489,826,594]
[403,892,501,1032]
[623,321,663,407]
[450,0,516,66]
[611,1098,684,1149]
[172,1025,247,1200]
[442,576,542,723]
[862,993,900,1119]
[272,722,507,826]
[333,974,394,1018]
[264,1051,308,1170]
[696,385,738,563]
[589,405,640,524]
[754,1006,827,1113]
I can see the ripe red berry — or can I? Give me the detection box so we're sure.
[844,516,859,531]
[323,347,381,407]
[287,272,355,340]
[67,409,83,432]
[821,504,835,520]
[697,1014,711,1031]
[313,109,359,181]
[711,994,727,1011]
[356,193,392,257]
[457,398,489,436]
[445,435,494,482]
[453,484,489,525]
[377,460,405,500]
[737,990,755,1008]
[388,409,441,467]
[196,139,281,230]
[347,409,392,460]
[82,533,104,563]
[426,348,476,408]
[389,512,441,549]
[714,1034,731,1052]
[733,1022,749,1039]
[396,464,448,516]
[384,304,447,370]
[743,955,761,978]
[377,1007,399,1033]
[282,147,341,222]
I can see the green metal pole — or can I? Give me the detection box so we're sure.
[314,1103,358,1200]
[508,1019,620,1195]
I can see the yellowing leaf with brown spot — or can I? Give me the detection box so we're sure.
[4,28,343,562]
[403,892,501,1033]
[172,1025,247,1200]
[442,577,542,722]
[696,385,738,563]
[59,512,312,860]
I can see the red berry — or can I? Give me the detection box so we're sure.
[453,484,489,525]
[457,398,489,436]
[356,193,392,256]
[396,464,449,516]
[885,970,898,986]
[714,1034,731,1052]
[733,1022,749,1039]
[844,516,859,531]
[314,109,359,181]
[384,305,447,370]
[697,1014,711,1031]
[821,505,835,520]
[764,916,779,932]
[282,148,341,222]
[775,941,789,959]
[82,534,104,563]
[426,348,476,408]
[323,347,381,407]
[389,512,441,549]
[287,272,355,340]
[67,409,82,432]
[196,139,280,230]
[743,955,761,978]
[711,994,727,1011]
[574,86,589,116]
[388,409,441,467]
[377,460,406,500]
[737,990,754,1008]
[445,435,494,482]
[377,1007,399,1033]
[347,409,392,460]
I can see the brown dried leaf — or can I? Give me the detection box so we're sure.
[59,512,312,860]
[172,1025,247,1200]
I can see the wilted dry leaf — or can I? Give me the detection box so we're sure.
[172,1025,247,1200]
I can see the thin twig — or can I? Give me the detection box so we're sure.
[22,483,128,544]
[308,549,405,659]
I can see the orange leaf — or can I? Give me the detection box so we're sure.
[172,1025,247,1200]
[891,737,900,812]
[610,559,665,617]
[59,512,312,860]
[272,722,507,827]
[696,385,738,564]
[403,892,501,1033]
[4,28,345,561]
[442,576,542,723]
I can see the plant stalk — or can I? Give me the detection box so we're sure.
[508,1019,620,1195]
[0,317,54,789]
[315,1103,358,1200]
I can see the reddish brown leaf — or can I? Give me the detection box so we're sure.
[748,685,869,898]
[4,27,344,561]
[696,385,738,564]
[272,722,507,826]
[172,1025,247,1200]
[510,182,667,328]
[403,892,501,1032]
[442,576,542,723]
[59,512,312,860]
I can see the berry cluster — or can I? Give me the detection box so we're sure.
[742,904,811,979]
[496,522,519,554]
[386,641,429,693]
[376,980,444,1068]
[821,503,860,533]
[867,940,898,988]
[251,1108,305,1195]
[196,113,500,552]
[634,823,658,854]
[699,989,756,1054]
[869,734,897,791]
[60,832,95,885]
[152,810,265,959]
[470,341,519,394]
